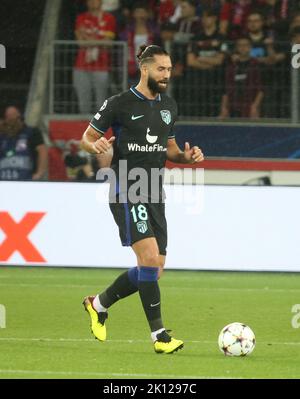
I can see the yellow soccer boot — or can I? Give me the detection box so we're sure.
[83,296,107,342]
[154,330,184,354]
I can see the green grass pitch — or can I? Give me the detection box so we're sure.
[0,266,300,379]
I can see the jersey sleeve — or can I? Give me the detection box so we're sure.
[89,96,118,134]
[168,100,178,140]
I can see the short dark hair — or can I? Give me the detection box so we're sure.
[137,45,169,65]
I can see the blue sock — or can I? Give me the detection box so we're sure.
[138,266,159,282]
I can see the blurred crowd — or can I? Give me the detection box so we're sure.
[72,0,300,118]
[2,0,300,182]
[0,105,110,182]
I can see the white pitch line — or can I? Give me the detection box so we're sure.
[0,337,299,346]
[0,369,242,379]
[0,283,100,288]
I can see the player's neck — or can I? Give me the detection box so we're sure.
[134,83,158,100]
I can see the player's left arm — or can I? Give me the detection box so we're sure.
[166,138,204,164]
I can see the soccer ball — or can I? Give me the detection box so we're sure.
[218,322,256,356]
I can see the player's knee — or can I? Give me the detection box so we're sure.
[139,251,160,267]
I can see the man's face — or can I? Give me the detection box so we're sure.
[180,1,195,19]
[145,55,172,94]
[247,14,264,34]
[4,106,21,122]
[133,7,149,21]
[3,106,23,136]
[87,0,102,12]
[202,14,217,29]
[236,39,251,57]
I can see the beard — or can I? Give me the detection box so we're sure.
[147,75,169,95]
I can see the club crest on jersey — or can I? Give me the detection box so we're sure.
[136,221,148,234]
[160,110,171,125]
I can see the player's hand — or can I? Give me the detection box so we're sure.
[93,136,115,154]
[184,142,204,163]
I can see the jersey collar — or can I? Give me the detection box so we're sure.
[130,86,161,102]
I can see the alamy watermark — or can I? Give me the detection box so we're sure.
[95,162,204,215]
[0,304,6,328]
[0,44,6,69]
[291,304,300,329]
[291,45,300,69]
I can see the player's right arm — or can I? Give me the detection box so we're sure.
[81,126,115,154]
[81,96,118,154]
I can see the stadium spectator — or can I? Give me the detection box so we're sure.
[158,21,177,47]
[120,0,159,24]
[101,0,125,26]
[196,0,223,17]
[0,106,47,180]
[174,0,201,43]
[119,3,160,86]
[63,140,95,181]
[171,1,202,116]
[219,37,264,118]
[258,0,298,40]
[102,0,120,13]
[158,0,176,23]
[219,0,254,39]
[73,0,117,114]
[246,11,285,64]
[165,0,195,90]
[185,8,227,116]
[246,11,286,117]
[169,1,184,24]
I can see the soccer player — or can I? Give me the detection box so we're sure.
[80,45,204,354]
